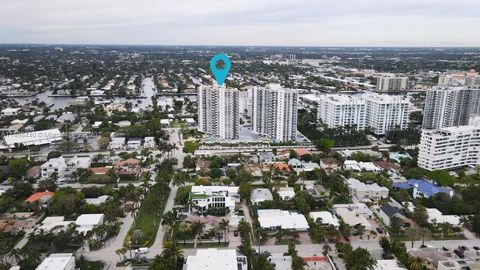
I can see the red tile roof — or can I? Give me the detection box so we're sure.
[25,191,54,203]
[303,256,327,262]
[90,167,109,174]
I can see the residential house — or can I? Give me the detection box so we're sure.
[26,191,54,207]
[374,260,407,270]
[257,209,309,231]
[1,107,21,116]
[85,195,112,206]
[190,186,240,213]
[333,203,373,230]
[109,137,126,150]
[392,179,453,198]
[309,211,340,228]
[277,148,312,159]
[127,138,142,149]
[41,156,67,179]
[184,248,247,270]
[243,164,263,178]
[426,208,460,227]
[195,160,212,174]
[343,160,381,172]
[277,187,295,200]
[347,178,389,201]
[75,214,105,234]
[113,158,141,178]
[376,204,406,227]
[41,156,91,181]
[35,253,75,270]
[320,158,341,173]
[143,137,156,148]
[251,188,273,205]
[288,158,320,173]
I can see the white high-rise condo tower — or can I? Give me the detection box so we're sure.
[418,118,480,171]
[422,86,480,129]
[198,85,239,140]
[252,84,298,142]
[316,92,410,135]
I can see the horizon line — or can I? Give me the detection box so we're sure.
[1,42,480,49]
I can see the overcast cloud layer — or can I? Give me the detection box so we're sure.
[1,0,479,46]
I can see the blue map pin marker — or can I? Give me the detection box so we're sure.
[209,54,231,86]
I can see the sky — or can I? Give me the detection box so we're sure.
[1,0,480,47]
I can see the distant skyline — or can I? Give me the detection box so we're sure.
[1,0,480,47]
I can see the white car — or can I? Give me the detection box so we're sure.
[135,247,149,254]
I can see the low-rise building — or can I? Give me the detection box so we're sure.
[333,203,373,230]
[320,158,341,173]
[143,137,156,148]
[251,188,273,205]
[35,253,75,270]
[127,138,142,149]
[38,216,73,233]
[257,209,309,231]
[347,178,389,201]
[376,204,406,227]
[426,208,461,227]
[109,137,126,150]
[309,211,340,228]
[373,260,407,270]
[75,214,105,234]
[288,158,320,173]
[113,158,141,178]
[85,195,111,206]
[392,179,453,198]
[1,107,21,116]
[190,186,239,213]
[41,156,91,181]
[1,128,62,149]
[184,248,247,270]
[277,186,295,200]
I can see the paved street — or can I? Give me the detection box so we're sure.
[148,184,179,256]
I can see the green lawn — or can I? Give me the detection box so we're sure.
[126,185,170,247]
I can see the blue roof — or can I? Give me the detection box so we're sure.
[393,179,450,197]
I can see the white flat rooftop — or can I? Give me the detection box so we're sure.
[185,248,241,270]
[258,209,309,231]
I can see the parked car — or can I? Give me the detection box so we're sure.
[473,246,480,251]
[442,247,449,251]
[376,227,384,234]
[233,230,238,237]
[459,246,469,252]
[454,249,465,259]
[135,247,149,254]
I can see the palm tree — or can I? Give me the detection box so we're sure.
[219,219,230,243]
[172,172,187,187]
[440,223,451,239]
[407,256,424,270]
[9,248,22,264]
[356,225,365,239]
[405,227,418,248]
[322,244,332,256]
[191,221,205,248]
[161,210,178,237]
[162,241,183,262]
[115,248,124,261]
[420,228,432,246]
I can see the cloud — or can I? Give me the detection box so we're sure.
[0,0,479,46]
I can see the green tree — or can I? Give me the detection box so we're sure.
[8,158,29,179]
[315,138,335,152]
[239,181,252,201]
[344,248,376,270]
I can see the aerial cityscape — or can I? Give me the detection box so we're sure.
[1,1,480,270]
